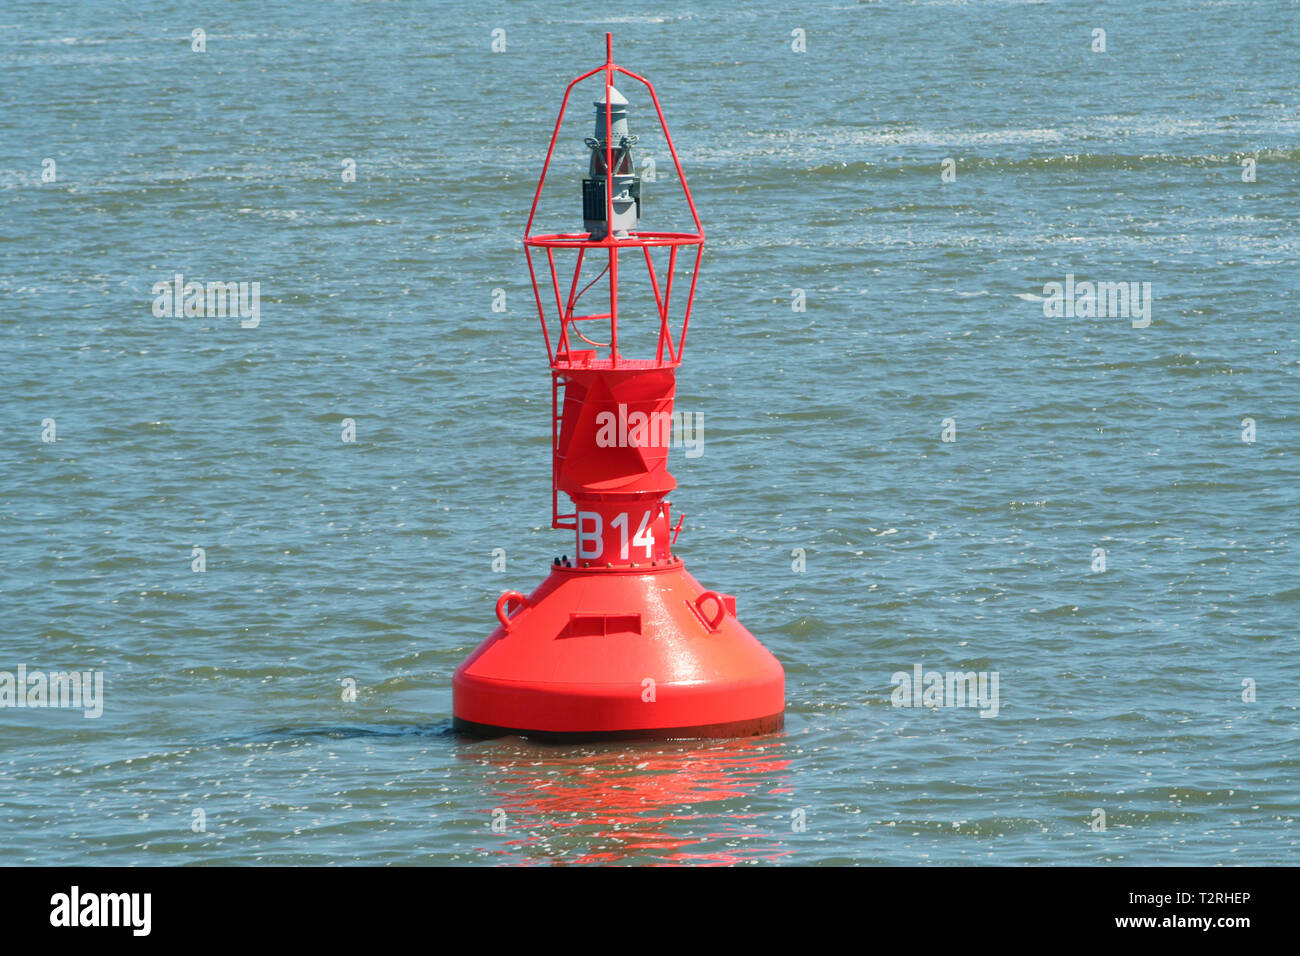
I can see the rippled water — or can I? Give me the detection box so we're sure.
[1,1,1297,865]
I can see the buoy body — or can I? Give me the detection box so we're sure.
[453,563,784,740]
[452,34,784,740]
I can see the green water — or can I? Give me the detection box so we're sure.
[1,0,1297,864]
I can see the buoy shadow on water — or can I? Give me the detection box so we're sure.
[236,722,458,744]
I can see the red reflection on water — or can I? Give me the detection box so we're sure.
[465,735,795,865]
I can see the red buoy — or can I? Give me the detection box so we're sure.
[453,34,784,741]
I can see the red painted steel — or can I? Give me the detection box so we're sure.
[453,35,784,739]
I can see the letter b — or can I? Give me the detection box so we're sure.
[577,512,602,560]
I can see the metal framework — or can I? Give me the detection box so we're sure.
[522,34,707,531]
[523,33,705,371]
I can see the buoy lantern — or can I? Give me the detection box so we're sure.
[452,35,785,741]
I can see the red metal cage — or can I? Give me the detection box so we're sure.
[523,33,705,371]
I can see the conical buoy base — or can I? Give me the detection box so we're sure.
[453,563,784,741]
